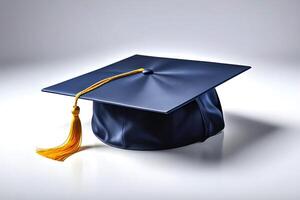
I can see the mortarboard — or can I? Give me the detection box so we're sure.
[37,55,251,161]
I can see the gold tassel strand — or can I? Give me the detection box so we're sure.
[36,106,82,161]
[36,68,144,161]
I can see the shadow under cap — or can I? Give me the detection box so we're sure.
[78,112,281,167]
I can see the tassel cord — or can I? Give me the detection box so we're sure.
[37,68,144,161]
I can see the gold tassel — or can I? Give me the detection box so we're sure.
[36,106,82,161]
[37,68,144,161]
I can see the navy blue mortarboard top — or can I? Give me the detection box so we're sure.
[43,55,250,113]
[38,55,250,161]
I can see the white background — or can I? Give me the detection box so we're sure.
[0,1,299,199]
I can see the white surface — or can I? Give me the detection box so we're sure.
[1,0,300,199]
[0,56,299,200]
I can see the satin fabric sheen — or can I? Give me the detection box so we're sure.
[92,88,224,150]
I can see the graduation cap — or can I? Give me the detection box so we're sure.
[37,55,250,161]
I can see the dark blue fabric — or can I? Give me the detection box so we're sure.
[92,88,224,150]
